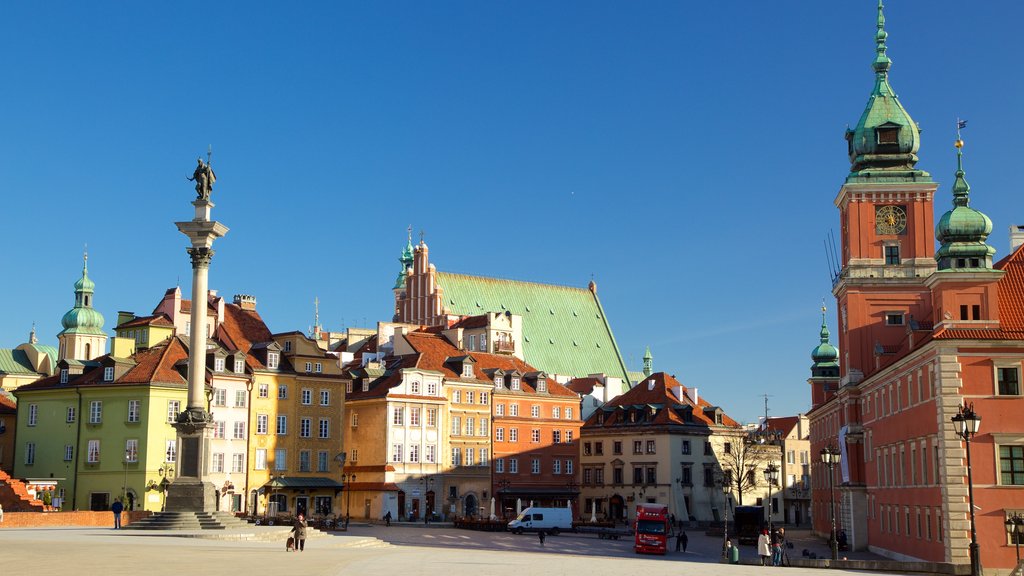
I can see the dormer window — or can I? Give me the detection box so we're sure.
[877,126,899,145]
[103,367,114,382]
[234,359,244,373]
[60,369,69,384]
[537,378,547,393]
[361,380,369,392]
[511,377,521,391]
[410,380,421,395]
[462,363,474,378]
[214,358,225,372]
[267,352,279,369]
[494,376,502,389]
[284,341,292,352]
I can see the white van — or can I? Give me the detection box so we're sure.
[507,507,574,535]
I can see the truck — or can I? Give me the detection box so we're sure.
[507,506,574,535]
[733,505,766,545]
[633,503,669,555]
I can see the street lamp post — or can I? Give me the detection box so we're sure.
[346,473,356,526]
[952,403,983,576]
[721,476,732,561]
[820,446,841,561]
[158,463,174,512]
[497,478,511,519]
[566,479,578,519]
[420,476,434,522]
[764,463,779,536]
[1005,512,1024,564]
[122,449,131,504]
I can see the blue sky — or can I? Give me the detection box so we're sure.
[3,1,1022,424]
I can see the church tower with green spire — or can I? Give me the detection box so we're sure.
[642,346,653,377]
[925,137,1004,327]
[57,252,108,362]
[809,306,840,410]
[833,0,938,385]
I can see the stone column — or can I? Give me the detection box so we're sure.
[168,198,229,512]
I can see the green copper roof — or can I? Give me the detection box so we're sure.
[394,236,415,290]
[811,307,839,367]
[435,272,632,387]
[936,141,995,269]
[60,254,105,334]
[0,349,39,375]
[844,1,932,184]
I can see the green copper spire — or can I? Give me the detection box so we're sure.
[811,304,839,369]
[60,251,105,335]
[394,227,416,290]
[844,1,931,183]
[642,346,653,377]
[935,137,995,270]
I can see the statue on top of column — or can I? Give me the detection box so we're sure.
[187,150,216,201]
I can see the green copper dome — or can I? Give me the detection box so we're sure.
[811,307,839,366]
[60,255,106,334]
[844,1,930,183]
[935,142,995,270]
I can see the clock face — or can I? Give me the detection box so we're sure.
[875,205,907,235]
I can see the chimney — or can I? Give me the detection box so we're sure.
[671,385,685,402]
[686,387,699,406]
[1011,225,1024,251]
[233,294,257,311]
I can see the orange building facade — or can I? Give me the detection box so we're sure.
[808,4,1024,572]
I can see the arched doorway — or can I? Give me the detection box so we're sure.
[610,495,625,523]
[397,490,406,520]
[465,493,478,518]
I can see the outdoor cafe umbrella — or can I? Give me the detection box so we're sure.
[590,500,597,523]
[516,498,522,515]
[489,497,496,520]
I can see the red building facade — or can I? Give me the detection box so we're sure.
[808,4,1024,571]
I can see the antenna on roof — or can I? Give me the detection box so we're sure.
[761,393,773,428]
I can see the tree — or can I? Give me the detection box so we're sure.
[718,436,782,506]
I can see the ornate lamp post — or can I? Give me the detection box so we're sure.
[820,446,841,561]
[158,462,175,512]
[346,473,356,525]
[764,463,779,536]
[566,479,578,518]
[1005,512,1024,564]
[951,403,982,576]
[420,476,434,522]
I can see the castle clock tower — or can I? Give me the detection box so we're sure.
[833,1,937,384]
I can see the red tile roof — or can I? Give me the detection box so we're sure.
[118,337,189,384]
[587,372,741,429]
[0,391,16,412]
[216,303,274,369]
[115,313,174,330]
[448,315,489,329]
[764,416,799,436]
[565,377,603,396]
[404,331,578,398]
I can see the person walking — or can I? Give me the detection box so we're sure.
[291,513,308,552]
[111,498,124,530]
[675,531,682,552]
[680,530,688,553]
[538,530,546,547]
[384,510,392,527]
[757,529,771,566]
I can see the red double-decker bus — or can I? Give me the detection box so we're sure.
[634,504,669,555]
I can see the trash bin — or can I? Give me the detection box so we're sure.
[729,545,740,564]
